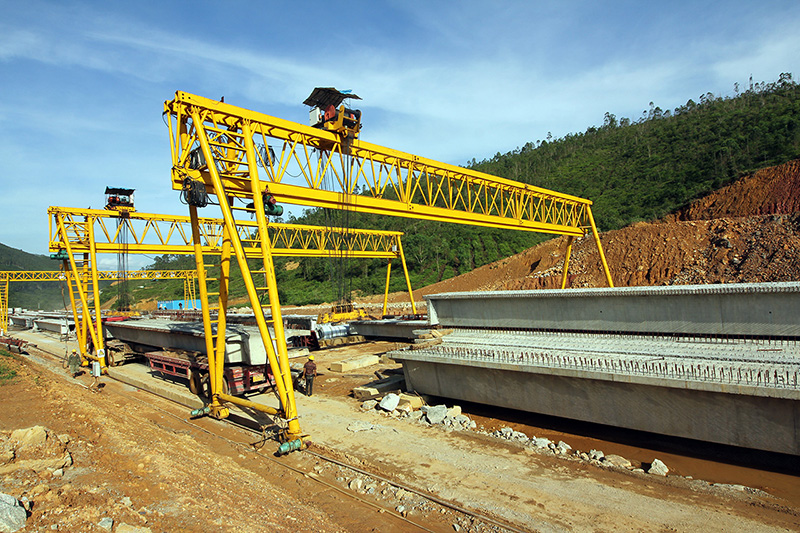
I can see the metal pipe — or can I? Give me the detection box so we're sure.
[397,237,417,314]
[242,120,300,437]
[189,205,221,410]
[216,392,280,416]
[383,259,392,316]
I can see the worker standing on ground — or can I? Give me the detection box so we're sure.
[67,349,81,377]
[303,355,317,396]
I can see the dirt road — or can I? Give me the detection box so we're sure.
[2,332,799,532]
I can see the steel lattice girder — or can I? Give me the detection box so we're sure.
[164,91,592,236]
[0,270,197,282]
[49,206,404,259]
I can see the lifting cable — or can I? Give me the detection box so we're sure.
[320,149,351,306]
[117,218,130,312]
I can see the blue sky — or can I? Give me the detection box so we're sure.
[1,0,799,268]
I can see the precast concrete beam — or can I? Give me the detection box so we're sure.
[398,355,800,455]
[33,318,73,336]
[351,319,429,340]
[426,282,800,337]
[104,318,276,365]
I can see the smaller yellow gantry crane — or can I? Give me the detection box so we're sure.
[48,205,415,380]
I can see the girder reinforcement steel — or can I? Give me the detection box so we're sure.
[425,282,800,337]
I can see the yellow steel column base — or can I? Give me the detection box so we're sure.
[210,406,230,420]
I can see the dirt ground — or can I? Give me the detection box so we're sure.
[2,335,800,532]
[5,161,800,531]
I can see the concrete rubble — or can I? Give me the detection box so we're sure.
[359,395,477,431]
[351,389,751,499]
[0,492,27,533]
[648,458,669,476]
[378,393,401,412]
[421,405,448,425]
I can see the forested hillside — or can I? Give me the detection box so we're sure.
[143,73,800,306]
[0,243,65,310]
[472,73,800,230]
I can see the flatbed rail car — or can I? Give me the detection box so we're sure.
[144,350,274,396]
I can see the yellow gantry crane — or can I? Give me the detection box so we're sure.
[48,206,415,371]
[162,90,614,451]
[0,269,197,345]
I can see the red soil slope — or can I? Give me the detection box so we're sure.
[407,160,800,297]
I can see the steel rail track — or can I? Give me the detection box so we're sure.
[23,342,531,533]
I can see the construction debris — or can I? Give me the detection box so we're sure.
[352,375,405,400]
[330,355,380,373]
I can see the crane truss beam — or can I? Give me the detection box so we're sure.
[47,207,416,364]
[164,91,593,237]
[0,270,197,282]
[0,269,196,337]
[49,207,404,259]
[160,90,614,443]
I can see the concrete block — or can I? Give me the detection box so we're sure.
[329,355,380,373]
[352,375,406,400]
[398,393,424,409]
[353,387,380,401]
[446,405,462,418]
